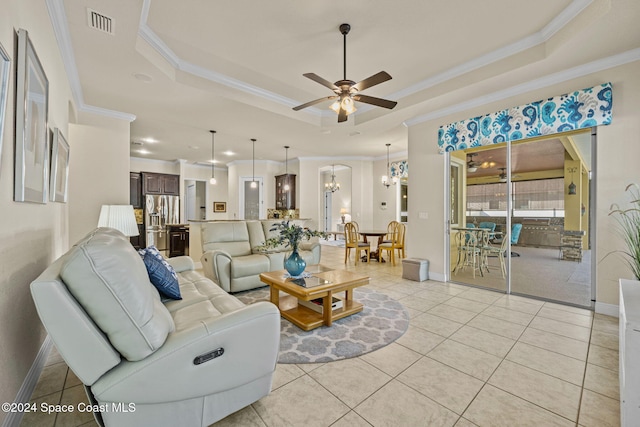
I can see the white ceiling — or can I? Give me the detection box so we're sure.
[55,0,640,166]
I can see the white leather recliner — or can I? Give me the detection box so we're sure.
[200,220,321,293]
[30,228,280,427]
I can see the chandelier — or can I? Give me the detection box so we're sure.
[325,165,340,192]
[381,143,397,188]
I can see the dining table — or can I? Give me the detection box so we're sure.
[357,230,388,262]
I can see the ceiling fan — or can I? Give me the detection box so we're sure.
[292,23,398,123]
[497,167,521,182]
[467,153,479,172]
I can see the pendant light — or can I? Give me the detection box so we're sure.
[250,138,257,188]
[381,143,397,188]
[567,166,578,195]
[283,146,290,191]
[209,130,216,185]
[325,164,340,192]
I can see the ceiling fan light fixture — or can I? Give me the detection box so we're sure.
[293,23,396,122]
[468,166,478,173]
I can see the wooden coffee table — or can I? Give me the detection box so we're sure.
[259,265,370,331]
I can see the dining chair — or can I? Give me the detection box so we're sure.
[395,222,406,259]
[382,220,399,244]
[350,220,363,241]
[378,223,405,266]
[478,221,497,241]
[344,222,370,264]
[454,229,483,277]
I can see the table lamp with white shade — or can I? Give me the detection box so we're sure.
[97,205,140,236]
[340,208,348,224]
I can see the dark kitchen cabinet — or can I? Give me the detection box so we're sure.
[168,225,189,258]
[275,174,296,210]
[130,172,143,208]
[130,224,146,250]
[142,172,180,196]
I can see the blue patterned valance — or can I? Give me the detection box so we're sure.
[438,83,612,153]
[390,160,407,178]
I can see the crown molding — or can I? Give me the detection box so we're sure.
[136,0,593,122]
[48,0,596,125]
[403,47,640,128]
[47,0,136,122]
[391,0,593,100]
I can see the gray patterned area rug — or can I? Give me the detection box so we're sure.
[235,287,409,363]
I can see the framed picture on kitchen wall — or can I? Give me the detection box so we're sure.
[50,128,70,203]
[214,202,226,213]
[0,41,10,173]
[14,29,49,203]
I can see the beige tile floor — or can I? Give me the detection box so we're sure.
[22,245,620,427]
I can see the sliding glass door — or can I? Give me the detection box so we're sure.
[448,147,508,292]
[447,131,594,307]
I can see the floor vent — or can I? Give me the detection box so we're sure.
[87,8,114,35]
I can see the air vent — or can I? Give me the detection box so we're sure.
[87,8,114,35]
[131,141,143,146]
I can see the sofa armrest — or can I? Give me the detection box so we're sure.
[201,250,232,292]
[166,256,195,273]
[299,240,321,264]
[298,240,319,252]
[89,301,281,403]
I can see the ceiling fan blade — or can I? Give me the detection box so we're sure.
[303,73,339,91]
[352,71,392,92]
[337,108,348,123]
[292,95,338,111]
[352,94,397,110]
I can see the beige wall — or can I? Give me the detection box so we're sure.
[180,162,229,220]
[68,116,131,244]
[0,1,132,417]
[408,61,640,308]
[0,0,65,419]
[297,158,374,230]
[0,0,71,415]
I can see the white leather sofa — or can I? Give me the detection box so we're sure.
[200,220,321,293]
[30,228,280,427]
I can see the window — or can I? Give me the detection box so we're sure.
[467,178,565,217]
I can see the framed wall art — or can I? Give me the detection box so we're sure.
[0,41,9,172]
[214,202,226,213]
[15,29,49,203]
[50,128,70,203]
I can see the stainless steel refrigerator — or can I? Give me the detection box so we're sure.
[145,194,180,252]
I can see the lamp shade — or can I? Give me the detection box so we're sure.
[98,205,139,236]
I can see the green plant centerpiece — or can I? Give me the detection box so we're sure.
[609,183,640,280]
[261,220,327,277]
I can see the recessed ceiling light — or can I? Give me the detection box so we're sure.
[141,137,158,143]
[136,149,150,155]
[223,151,234,156]
[134,73,153,83]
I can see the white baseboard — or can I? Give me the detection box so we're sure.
[595,301,619,317]
[1,336,53,427]
[428,272,446,283]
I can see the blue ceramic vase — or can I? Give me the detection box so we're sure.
[284,245,306,277]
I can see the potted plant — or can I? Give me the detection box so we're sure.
[261,220,327,277]
[609,183,640,280]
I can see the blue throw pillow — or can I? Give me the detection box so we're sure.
[138,246,181,300]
